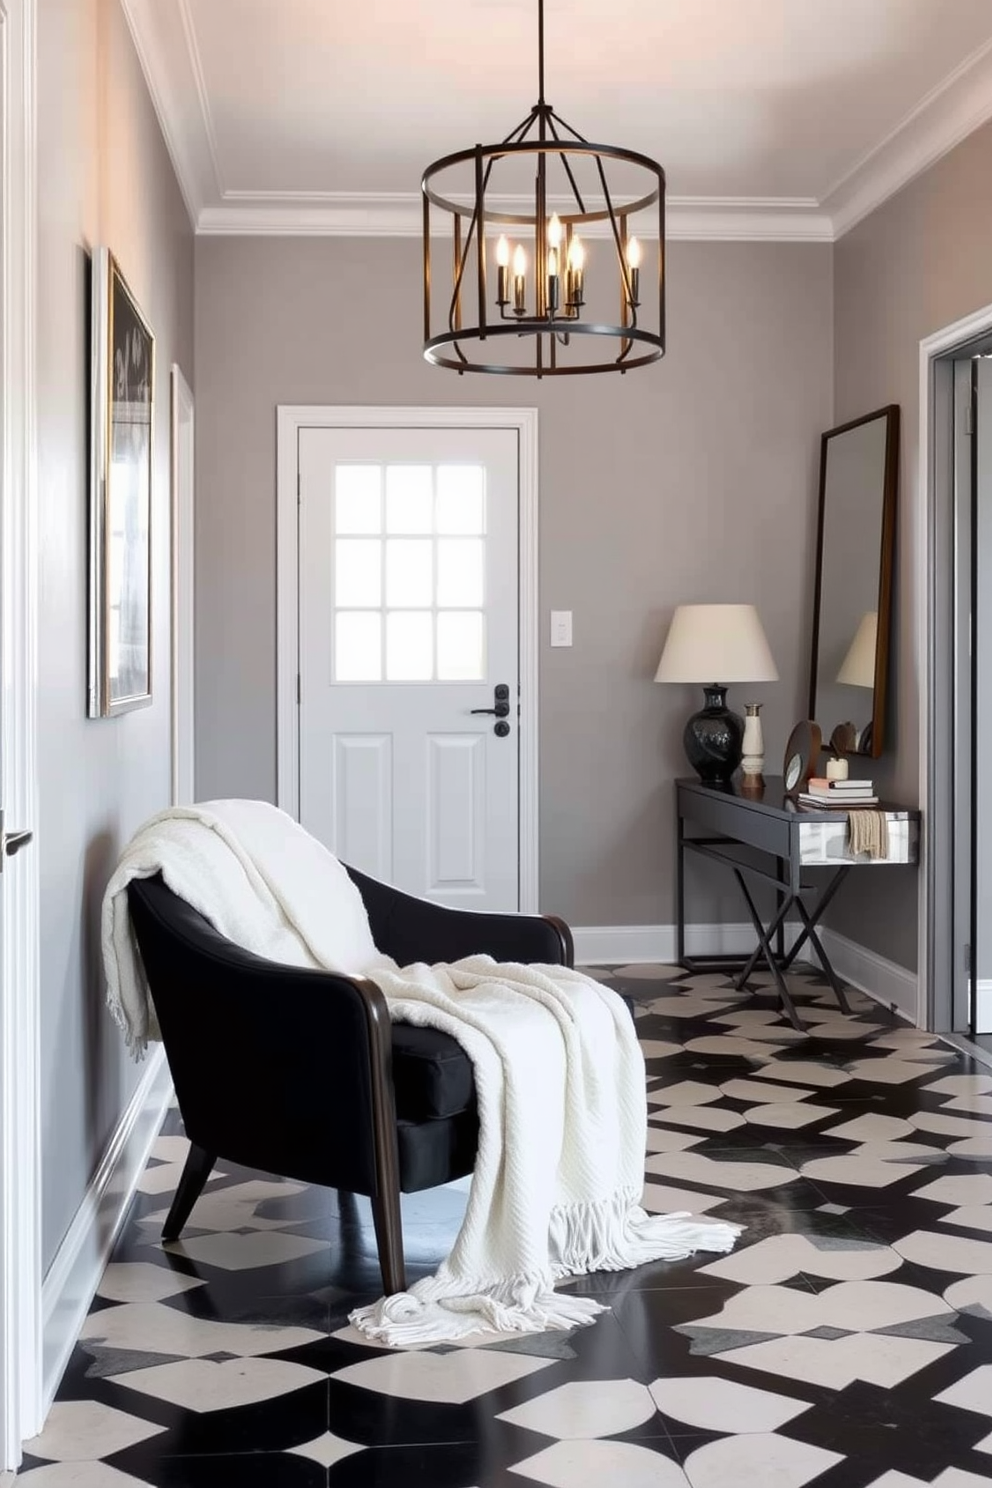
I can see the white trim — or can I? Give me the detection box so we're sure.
[170,365,195,805]
[826,36,992,238]
[573,922,797,967]
[813,928,917,1024]
[276,405,540,914]
[917,299,992,1035]
[975,979,992,1033]
[0,0,40,1468]
[196,194,834,243]
[41,1049,172,1417]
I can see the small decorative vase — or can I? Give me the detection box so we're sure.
[740,702,764,780]
[683,685,744,784]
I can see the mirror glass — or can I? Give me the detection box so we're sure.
[809,406,899,758]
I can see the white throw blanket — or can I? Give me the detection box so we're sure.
[102,801,742,1346]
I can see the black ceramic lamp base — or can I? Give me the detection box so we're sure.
[683,684,744,783]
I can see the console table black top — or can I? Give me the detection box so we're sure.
[676,776,919,823]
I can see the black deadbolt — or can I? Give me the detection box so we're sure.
[494,720,510,738]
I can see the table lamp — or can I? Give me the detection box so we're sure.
[836,611,877,688]
[655,603,779,783]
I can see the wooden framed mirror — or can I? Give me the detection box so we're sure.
[808,404,899,759]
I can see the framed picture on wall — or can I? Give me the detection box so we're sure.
[88,247,155,718]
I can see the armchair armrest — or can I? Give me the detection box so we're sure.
[127,877,400,1200]
[344,864,573,969]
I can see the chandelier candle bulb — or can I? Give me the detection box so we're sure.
[547,246,560,312]
[512,244,527,315]
[495,235,510,306]
[567,236,585,307]
[626,236,642,306]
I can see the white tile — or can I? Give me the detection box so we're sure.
[649,1106,746,1134]
[641,1182,727,1217]
[639,1040,684,1060]
[721,1333,953,1391]
[924,1075,992,1096]
[689,1278,953,1336]
[165,1230,327,1270]
[719,1079,814,1104]
[935,1364,992,1417]
[509,1440,689,1487]
[742,1102,839,1130]
[800,1152,925,1188]
[909,1112,992,1139]
[939,1207,992,1234]
[975,1432,992,1455]
[95,1263,205,1305]
[648,1151,799,1193]
[894,1230,992,1276]
[16,1467,155,1488]
[289,1431,368,1467]
[498,1379,657,1439]
[945,1275,992,1317]
[699,1234,900,1285]
[148,1179,306,1234]
[648,1081,722,1107]
[844,1059,941,1085]
[683,1433,842,1488]
[24,1403,166,1463]
[751,1061,851,1089]
[614,963,694,979]
[867,1474,992,1488]
[109,1357,325,1413]
[645,1128,704,1154]
[823,1114,916,1143]
[942,1095,992,1116]
[648,1376,810,1433]
[685,1036,788,1059]
[333,1349,555,1404]
[645,996,742,1020]
[81,1301,325,1358]
[148,1135,192,1164]
[912,1175,992,1207]
[808,1018,882,1041]
[948,1138,992,1161]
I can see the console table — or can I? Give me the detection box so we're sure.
[676,776,920,1030]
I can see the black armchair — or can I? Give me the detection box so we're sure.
[126,866,573,1295]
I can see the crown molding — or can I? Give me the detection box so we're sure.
[824,34,992,238]
[197,193,834,242]
[123,0,992,245]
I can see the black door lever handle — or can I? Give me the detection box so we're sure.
[470,702,510,717]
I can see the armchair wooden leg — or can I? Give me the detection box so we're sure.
[163,1143,216,1241]
[371,1181,406,1295]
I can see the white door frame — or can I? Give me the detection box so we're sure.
[0,0,41,1468]
[170,364,195,805]
[276,406,540,913]
[917,299,992,1034]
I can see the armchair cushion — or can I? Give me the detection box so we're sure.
[392,1023,476,1120]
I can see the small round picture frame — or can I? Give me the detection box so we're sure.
[783,720,822,794]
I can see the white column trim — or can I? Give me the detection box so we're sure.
[918,300,992,1033]
[275,405,541,913]
[0,0,41,1468]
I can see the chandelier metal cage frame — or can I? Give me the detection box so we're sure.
[421,0,666,378]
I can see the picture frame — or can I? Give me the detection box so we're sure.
[88,247,155,718]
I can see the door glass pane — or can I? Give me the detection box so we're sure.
[437,538,484,607]
[386,538,433,607]
[335,612,382,681]
[335,465,382,533]
[436,465,485,534]
[386,466,434,533]
[437,611,485,681]
[386,611,433,680]
[335,538,381,607]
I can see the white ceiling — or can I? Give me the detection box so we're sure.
[122,0,992,240]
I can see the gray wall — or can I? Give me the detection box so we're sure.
[194,236,832,927]
[832,118,992,969]
[37,0,193,1269]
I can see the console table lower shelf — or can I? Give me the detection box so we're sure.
[676,776,920,1031]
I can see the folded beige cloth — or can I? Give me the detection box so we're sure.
[848,809,889,859]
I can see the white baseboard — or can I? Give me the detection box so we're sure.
[975,979,992,1034]
[573,922,801,967]
[809,927,918,1024]
[41,1047,173,1413]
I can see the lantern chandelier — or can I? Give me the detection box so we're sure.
[421,0,666,377]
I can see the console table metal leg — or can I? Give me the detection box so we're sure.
[731,869,804,1031]
[676,811,686,966]
[734,890,795,990]
[793,897,852,1014]
[783,867,851,969]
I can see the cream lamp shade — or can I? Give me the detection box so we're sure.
[654,604,779,684]
[836,610,877,689]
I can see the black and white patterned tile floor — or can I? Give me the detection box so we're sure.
[21,966,992,1487]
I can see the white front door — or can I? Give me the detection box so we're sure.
[297,426,520,911]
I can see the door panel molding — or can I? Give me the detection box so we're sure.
[276,406,539,912]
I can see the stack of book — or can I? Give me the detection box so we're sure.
[798,776,878,808]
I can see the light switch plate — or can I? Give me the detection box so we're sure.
[550,610,573,647]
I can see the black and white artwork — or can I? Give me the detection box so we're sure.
[89,248,154,717]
